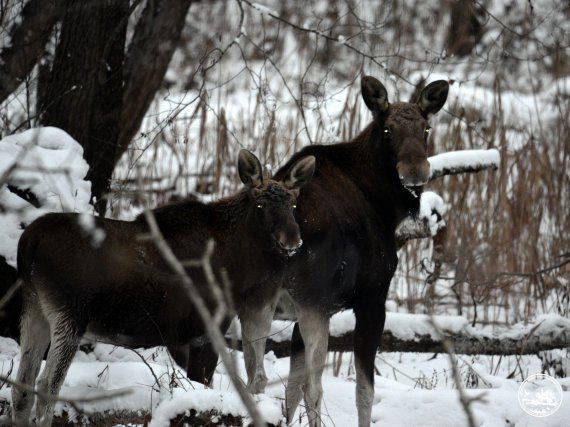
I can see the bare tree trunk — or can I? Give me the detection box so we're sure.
[245,322,570,357]
[445,0,485,57]
[33,0,194,215]
[38,0,129,215]
[0,0,62,105]
[118,0,194,162]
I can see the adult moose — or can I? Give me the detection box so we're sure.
[271,76,449,426]
[11,150,315,427]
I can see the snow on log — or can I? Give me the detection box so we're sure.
[0,404,277,427]
[428,148,500,181]
[396,191,445,247]
[229,312,570,356]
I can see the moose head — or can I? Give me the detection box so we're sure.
[238,149,315,255]
[361,76,449,189]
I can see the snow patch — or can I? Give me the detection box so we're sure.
[419,192,446,235]
[385,312,470,341]
[76,214,106,248]
[0,127,92,266]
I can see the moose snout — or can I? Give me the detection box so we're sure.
[274,228,303,256]
[397,159,430,187]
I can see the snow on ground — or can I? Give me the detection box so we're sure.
[1,336,569,427]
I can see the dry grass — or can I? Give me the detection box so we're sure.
[398,81,570,324]
[110,1,569,328]
[2,0,567,327]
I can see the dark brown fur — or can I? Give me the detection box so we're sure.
[270,76,449,427]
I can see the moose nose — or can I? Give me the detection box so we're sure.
[397,159,430,187]
[275,230,303,256]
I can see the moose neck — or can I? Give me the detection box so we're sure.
[350,121,423,228]
[148,191,283,276]
[146,191,249,246]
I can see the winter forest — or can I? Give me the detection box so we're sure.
[0,0,569,426]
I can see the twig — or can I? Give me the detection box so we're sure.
[426,316,486,427]
[135,169,267,426]
[0,279,21,315]
[0,375,132,420]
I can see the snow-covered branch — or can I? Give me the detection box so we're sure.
[395,149,500,248]
[428,149,500,181]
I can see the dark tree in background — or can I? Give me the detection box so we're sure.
[0,0,194,215]
[444,0,485,57]
[37,0,128,215]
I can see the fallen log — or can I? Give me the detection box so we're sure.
[228,312,570,357]
[0,405,270,427]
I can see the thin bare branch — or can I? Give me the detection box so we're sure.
[0,0,62,104]
[427,315,486,427]
[135,169,267,427]
[0,374,132,420]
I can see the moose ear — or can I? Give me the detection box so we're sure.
[417,80,449,116]
[283,155,315,190]
[361,76,389,115]
[238,149,263,187]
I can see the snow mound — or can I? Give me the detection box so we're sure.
[0,127,92,266]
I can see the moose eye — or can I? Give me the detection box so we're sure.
[383,127,391,135]
[256,203,263,209]
[424,127,431,136]
[292,204,297,209]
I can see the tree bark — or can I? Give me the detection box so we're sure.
[445,0,485,57]
[34,0,193,215]
[0,0,62,105]
[38,0,129,215]
[118,0,194,162]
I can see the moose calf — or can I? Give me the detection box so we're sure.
[12,150,315,427]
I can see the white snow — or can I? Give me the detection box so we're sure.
[251,3,278,17]
[0,127,92,266]
[2,335,569,427]
[76,214,106,248]
[419,191,446,235]
[230,311,570,345]
[428,149,501,179]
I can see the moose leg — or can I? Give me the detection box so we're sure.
[295,306,329,427]
[285,322,305,423]
[239,290,280,394]
[353,304,385,427]
[35,311,84,427]
[168,342,218,385]
[187,341,219,386]
[167,342,189,372]
[11,297,51,425]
